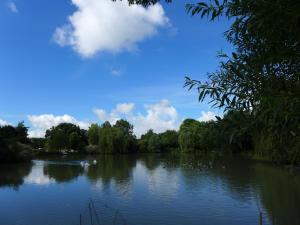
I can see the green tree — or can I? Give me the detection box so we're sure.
[0,123,32,162]
[88,124,100,145]
[69,132,85,151]
[45,123,88,153]
[159,130,179,152]
[179,119,207,153]
[138,129,154,153]
[98,120,137,154]
[50,129,69,151]
[114,119,134,135]
[30,138,45,150]
[15,122,30,144]
[182,0,300,163]
[148,133,162,153]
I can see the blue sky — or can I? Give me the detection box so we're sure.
[0,0,231,137]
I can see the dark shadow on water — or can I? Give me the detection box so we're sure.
[0,162,32,189]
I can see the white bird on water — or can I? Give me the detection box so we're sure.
[80,161,90,167]
[93,160,97,165]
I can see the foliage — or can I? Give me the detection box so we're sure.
[147,133,162,153]
[45,123,88,153]
[138,129,179,153]
[98,120,137,154]
[0,123,32,162]
[138,129,154,153]
[159,130,179,151]
[178,119,207,153]
[88,124,100,145]
[183,0,300,164]
[30,138,46,150]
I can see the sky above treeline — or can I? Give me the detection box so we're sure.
[0,0,231,137]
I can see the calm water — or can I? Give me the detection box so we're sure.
[0,154,300,225]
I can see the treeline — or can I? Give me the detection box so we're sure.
[1,111,299,164]
[40,112,300,165]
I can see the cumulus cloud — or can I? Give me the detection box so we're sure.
[7,1,18,13]
[93,108,118,124]
[53,0,168,57]
[94,100,180,137]
[0,119,10,126]
[198,111,218,122]
[93,102,135,124]
[27,114,90,138]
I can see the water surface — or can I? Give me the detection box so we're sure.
[1,154,300,225]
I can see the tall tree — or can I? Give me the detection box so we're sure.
[88,124,100,145]
[45,123,88,152]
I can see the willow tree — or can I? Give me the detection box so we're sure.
[184,0,300,163]
[121,0,300,163]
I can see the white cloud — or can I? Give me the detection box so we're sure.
[132,100,179,136]
[93,102,134,124]
[53,0,168,57]
[27,114,91,138]
[115,103,135,114]
[7,1,18,13]
[94,100,180,137]
[110,69,122,76]
[93,108,119,124]
[198,111,218,122]
[0,119,10,126]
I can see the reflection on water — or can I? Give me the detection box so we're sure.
[0,154,300,225]
[44,162,84,183]
[0,163,32,189]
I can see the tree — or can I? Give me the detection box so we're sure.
[114,119,134,135]
[159,130,179,152]
[69,132,85,151]
[183,0,300,163]
[50,129,69,151]
[15,122,30,144]
[148,133,162,153]
[138,129,154,153]
[98,120,137,154]
[30,138,46,150]
[0,124,32,162]
[45,123,88,153]
[179,119,207,153]
[88,124,100,145]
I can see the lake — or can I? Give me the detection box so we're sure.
[0,154,300,225]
